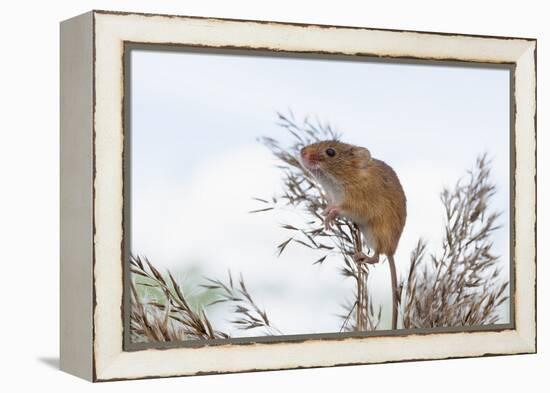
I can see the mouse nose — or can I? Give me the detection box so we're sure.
[300,147,308,158]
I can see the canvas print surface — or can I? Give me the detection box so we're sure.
[126,47,511,345]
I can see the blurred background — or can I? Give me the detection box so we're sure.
[129,48,510,336]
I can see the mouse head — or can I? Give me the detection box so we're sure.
[299,140,372,182]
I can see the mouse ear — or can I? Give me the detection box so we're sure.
[353,147,372,162]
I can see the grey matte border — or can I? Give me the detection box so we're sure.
[122,42,516,352]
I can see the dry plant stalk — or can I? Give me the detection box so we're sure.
[130,256,227,342]
[255,112,380,331]
[130,256,278,342]
[399,155,508,328]
[203,271,282,335]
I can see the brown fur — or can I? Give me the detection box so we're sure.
[300,140,407,256]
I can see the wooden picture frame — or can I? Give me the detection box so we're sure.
[60,10,536,382]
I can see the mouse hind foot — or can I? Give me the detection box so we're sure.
[353,251,379,264]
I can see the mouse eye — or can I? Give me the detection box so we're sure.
[325,148,336,157]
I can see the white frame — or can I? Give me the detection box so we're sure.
[60,10,537,382]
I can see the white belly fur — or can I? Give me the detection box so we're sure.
[313,172,377,251]
[360,224,377,253]
[318,175,344,205]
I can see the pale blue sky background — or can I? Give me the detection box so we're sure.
[130,48,510,336]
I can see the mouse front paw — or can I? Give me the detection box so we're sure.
[323,205,341,230]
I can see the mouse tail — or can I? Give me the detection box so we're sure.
[388,254,399,330]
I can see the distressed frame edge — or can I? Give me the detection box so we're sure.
[512,40,537,354]
[89,11,537,382]
[92,8,537,42]
[59,11,95,381]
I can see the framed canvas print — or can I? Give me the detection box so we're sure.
[60,10,537,382]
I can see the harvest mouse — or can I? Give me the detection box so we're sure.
[299,140,407,329]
